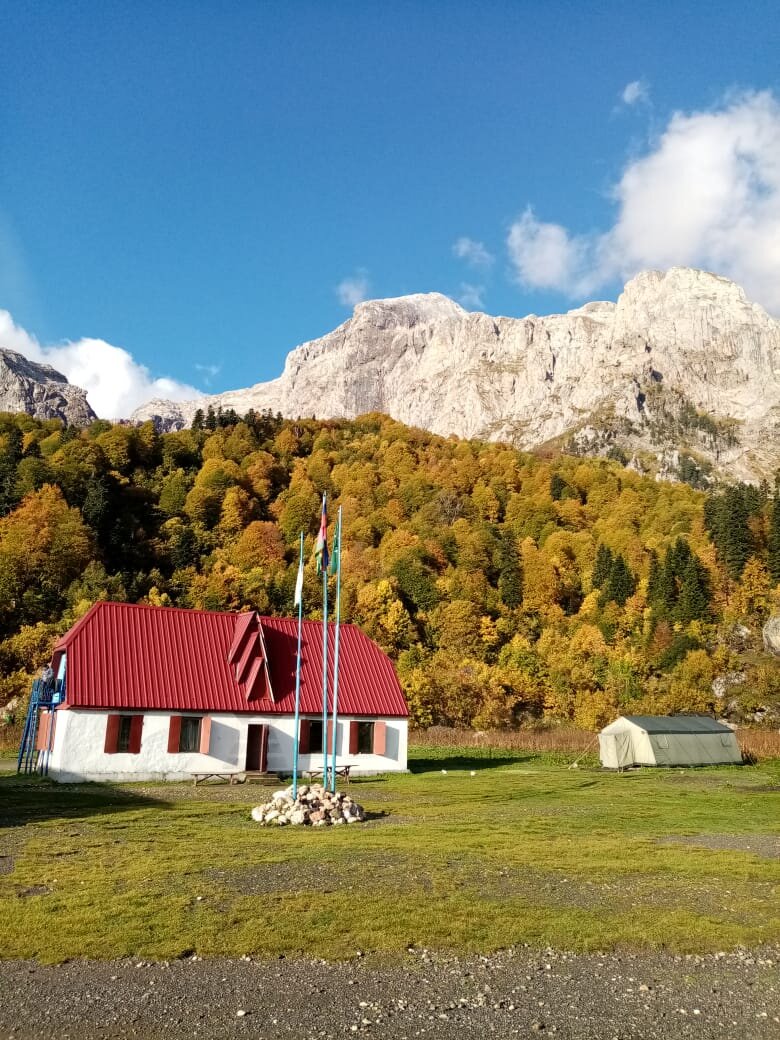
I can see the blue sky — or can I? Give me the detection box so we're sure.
[2,2,780,416]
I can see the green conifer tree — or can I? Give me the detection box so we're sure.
[497,533,523,608]
[676,555,711,622]
[549,473,568,501]
[592,544,613,589]
[768,495,780,584]
[0,424,23,517]
[704,486,754,580]
[602,554,635,607]
[647,549,661,604]
[720,486,752,579]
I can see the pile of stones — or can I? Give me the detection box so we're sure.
[250,784,366,826]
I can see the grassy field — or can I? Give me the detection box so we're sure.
[0,747,778,963]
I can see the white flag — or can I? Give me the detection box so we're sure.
[294,556,304,607]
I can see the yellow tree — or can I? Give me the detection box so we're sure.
[0,485,93,626]
[227,521,286,570]
[729,556,773,621]
[219,486,256,538]
[184,458,243,528]
[353,579,415,654]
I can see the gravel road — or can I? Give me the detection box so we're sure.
[0,945,778,1040]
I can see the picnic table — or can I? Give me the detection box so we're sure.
[302,763,357,783]
[191,771,242,786]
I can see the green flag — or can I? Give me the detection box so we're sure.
[328,515,340,576]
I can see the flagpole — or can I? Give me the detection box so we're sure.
[291,531,304,800]
[320,494,329,786]
[329,506,343,792]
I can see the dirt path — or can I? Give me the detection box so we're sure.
[0,945,778,1039]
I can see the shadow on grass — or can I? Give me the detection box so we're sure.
[408,752,534,773]
[0,774,164,829]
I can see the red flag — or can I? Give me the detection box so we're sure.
[314,495,329,574]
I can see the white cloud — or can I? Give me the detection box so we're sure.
[336,272,371,307]
[0,309,200,418]
[453,236,494,268]
[621,80,649,107]
[195,362,221,387]
[507,209,586,292]
[507,91,780,313]
[457,283,486,309]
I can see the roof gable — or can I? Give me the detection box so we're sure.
[226,610,274,701]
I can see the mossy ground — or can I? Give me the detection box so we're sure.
[1,747,778,963]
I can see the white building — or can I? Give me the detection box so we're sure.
[599,714,742,769]
[37,602,408,783]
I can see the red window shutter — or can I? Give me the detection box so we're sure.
[373,721,387,756]
[349,720,359,755]
[36,711,51,751]
[199,716,212,755]
[167,715,182,753]
[104,714,120,754]
[299,719,311,754]
[326,718,333,753]
[128,715,144,754]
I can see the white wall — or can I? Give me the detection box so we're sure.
[48,709,408,783]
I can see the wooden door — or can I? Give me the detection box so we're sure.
[246,724,267,772]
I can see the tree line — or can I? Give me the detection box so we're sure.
[1,408,779,731]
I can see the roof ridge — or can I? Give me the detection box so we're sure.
[69,601,364,627]
[94,600,246,619]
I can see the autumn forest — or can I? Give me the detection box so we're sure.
[1,407,779,738]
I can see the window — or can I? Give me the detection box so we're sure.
[167,715,210,755]
[116,716,133,753]
[299,719,331,755]
[657,735,669,749]
[105,714,143,754]
[179,716,202,753]
[308,720,324,755]
[357,721,374,755]
[348,720,387,756]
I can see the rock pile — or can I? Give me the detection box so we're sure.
[250,784,366,827]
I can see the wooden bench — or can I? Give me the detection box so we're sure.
[191,772,242,786]
[302,763,357,783]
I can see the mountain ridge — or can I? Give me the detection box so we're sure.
[131,267,780,483]
[0,349,96,425]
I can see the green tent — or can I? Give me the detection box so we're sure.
[599,714,742,769]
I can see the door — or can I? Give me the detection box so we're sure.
[245,724,268,772]
[615,731,632,767]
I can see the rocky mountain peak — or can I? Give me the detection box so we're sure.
[0,349,96,425]
[351,292,467,329]
[131,267,780,483]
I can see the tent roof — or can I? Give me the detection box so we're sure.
[622,714,733,735]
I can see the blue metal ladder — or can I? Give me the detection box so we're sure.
[17,679,58,776]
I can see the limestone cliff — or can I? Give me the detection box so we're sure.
[0,349,96,425]
[131,268,780,482]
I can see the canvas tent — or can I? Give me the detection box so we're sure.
[599,715,741,769]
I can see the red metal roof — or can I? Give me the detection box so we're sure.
[55,602,408,717]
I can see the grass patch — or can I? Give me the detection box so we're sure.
[1,750,779,962]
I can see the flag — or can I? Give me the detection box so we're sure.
[293,553,304,607]
[314,494,329,574]
[328,512,340,576]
